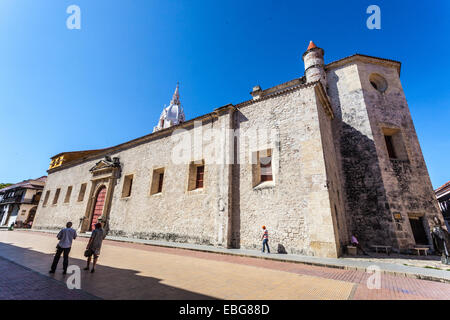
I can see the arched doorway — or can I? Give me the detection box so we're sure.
[90,186,107,231]
[25,207,37,227]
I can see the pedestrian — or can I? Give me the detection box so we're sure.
[84,222,106,273]
[261,226,270,253]
[49,222,77,274]
[351,234,368,256]
[431,216,450,265]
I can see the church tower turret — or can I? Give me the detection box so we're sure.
[153,83,185,132]
[302,41,327,90]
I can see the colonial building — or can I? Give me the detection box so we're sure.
[0,176,47,227]
[435,181,450,229]
[33,42,444,257]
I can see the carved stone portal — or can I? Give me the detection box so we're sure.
[80,156,121,233]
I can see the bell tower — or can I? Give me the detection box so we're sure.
[302,41,327,90]
[153,83,185,132]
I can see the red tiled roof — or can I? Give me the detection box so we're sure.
[0,176,47,193]
[435,181,450,193]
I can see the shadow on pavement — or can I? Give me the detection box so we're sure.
[0,242,217,300]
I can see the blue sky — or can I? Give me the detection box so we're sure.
[0,0,448,189]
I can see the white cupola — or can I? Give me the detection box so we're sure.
[153,83,185,132]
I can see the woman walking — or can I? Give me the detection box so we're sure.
[84,222,106,273]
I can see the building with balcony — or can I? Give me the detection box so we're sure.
[0,176,47,227]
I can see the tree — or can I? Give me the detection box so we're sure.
[0,183,12,189]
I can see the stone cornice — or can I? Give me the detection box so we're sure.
[235,80,318,109]
[325,54,402,76]
[235,80,334,120]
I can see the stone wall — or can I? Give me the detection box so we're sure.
[326,62,394,248]
[232,85,338,257]
[357,61,442,249]
[34,115,233,247]
[315,89,349,254]
[326,58,443,251]
[34,83,339,257]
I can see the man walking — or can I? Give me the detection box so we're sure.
[49,221,77,274]
[261,226,270,254]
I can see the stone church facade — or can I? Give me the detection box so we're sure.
[33,42,444,257]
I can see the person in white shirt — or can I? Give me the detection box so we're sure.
[49,222,77,274]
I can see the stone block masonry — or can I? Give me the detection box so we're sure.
[33,43,444,258]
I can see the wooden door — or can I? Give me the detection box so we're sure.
[90,187,106,231]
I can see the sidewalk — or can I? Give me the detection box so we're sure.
[24,228,450,283]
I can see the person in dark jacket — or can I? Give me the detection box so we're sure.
[431,216,450,265]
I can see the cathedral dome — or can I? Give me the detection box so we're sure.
[153,84,185,132]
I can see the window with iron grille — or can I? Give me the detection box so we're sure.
[196,165,204,189]
[187,160,205,191]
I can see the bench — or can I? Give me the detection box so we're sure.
[346,245,357,256]
[371,245,392,255]
[412,247,429,256]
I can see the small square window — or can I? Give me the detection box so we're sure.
[259,153,273,182]
[122,174,133,198]
[187,160,205,191]
[78,183,87,202]
[43,190,50,207]
[150,168,165,195]
[252,149,274,187]
[384,135,397,159]
[382,128,408,161]
[64,186,72,203]
[53,188,61,205]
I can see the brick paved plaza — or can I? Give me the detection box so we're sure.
[0,230,449,300]
[0,256,96,300]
